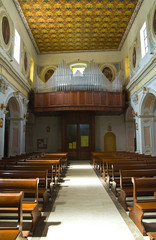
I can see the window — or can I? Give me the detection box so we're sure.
[72,67,85,75]
[70,63,87,75]
[13,29,20,63]
[140,22,148,58]
[125,54,130,79]
[30,58,34,82]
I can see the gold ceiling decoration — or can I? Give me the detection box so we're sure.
[15,0,141,53]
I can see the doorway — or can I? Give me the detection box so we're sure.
[62,112,95,160]
[104,132,116,152]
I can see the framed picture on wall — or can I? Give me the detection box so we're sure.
[37,139,47,149]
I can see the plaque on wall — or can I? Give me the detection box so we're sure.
[45,69,54,82]
[153,9,156,35]
[24,52,27,72]
[2,16,10,45]
[37,139,47,149]
[102,67,113,82]
[132,47,136,68]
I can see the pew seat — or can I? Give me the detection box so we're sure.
[129,178,156,236]
[0,191,26,240]
[147,232,156,240]
[0,178,41,237]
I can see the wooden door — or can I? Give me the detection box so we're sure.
[62,112,95,160]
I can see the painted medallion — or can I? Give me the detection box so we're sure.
[132,47,136,68]
[102,67,113,82]
[45,69,54,82]
[24,52,27,72]
[2,16,10,45]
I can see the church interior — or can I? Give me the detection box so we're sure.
[0,0,156,239]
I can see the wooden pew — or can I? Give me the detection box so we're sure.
[104,159,144,187]
[0,178,41,237]
[129,177,156,235]
[3,159,60,184]
[42,152,68,171]
[147,232,156,240]
[91,151,138,170]
[118,169,156,210]
[110,163,156,196]
[19,159,61,182]
[0,191,26,240]
[0,170,50,211]
[5,165,54,192]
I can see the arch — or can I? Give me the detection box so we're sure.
[4,92,22,118]
[125,105,135,121]
[7,96,20,118]
[4,96,22,157]
[138,88,156,116]
[138,92,156,155]
[140,92,156,116]
[104,132,116,152]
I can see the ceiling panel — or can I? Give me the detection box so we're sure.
[16,0,140,53]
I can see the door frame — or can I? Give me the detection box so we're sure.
[62,111,95,160]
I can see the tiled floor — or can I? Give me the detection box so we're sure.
[28,161,148,240]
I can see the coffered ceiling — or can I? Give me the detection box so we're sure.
[14,0,142,53]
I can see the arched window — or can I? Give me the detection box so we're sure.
[70,63,87,75]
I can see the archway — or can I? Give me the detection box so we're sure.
[140,93,156,155]
[104,132,116,152]
[4,96,21,157]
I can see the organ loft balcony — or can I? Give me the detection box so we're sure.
[31,60,126,114]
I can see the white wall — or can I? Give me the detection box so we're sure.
[32,116,62,152]
[95,115,126,152]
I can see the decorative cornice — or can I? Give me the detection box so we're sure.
[0,52,31,94]
[118,0,144,50]
[12,0,39,54]
[126,56,156,92]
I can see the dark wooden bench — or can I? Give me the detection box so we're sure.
[0,191,26,240]
[19,159,61,182]
[5,165,54,192]
[104,159,145,187]
[0,178,41,237]
[118,169,156,210]
[110,163,156,196]
[129,177,156,235]
[0,170,50,211]
[91,151,138,170]
[42,152,68,172]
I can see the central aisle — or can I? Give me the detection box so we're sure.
[30,161,145,240]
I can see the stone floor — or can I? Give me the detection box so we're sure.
[28,160,149,240]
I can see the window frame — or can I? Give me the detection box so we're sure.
[13,29,21,64]
[140,21,148,58]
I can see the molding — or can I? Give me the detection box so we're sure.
[126,56,156,92]
[12,0,39,54]
[118,0,144,50]
[0,52,31,94]
[8,117,24,121]
[138,115,155,119]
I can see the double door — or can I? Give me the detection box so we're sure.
[62,112,95,160]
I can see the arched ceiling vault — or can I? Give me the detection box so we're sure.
[14,0,142,54]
